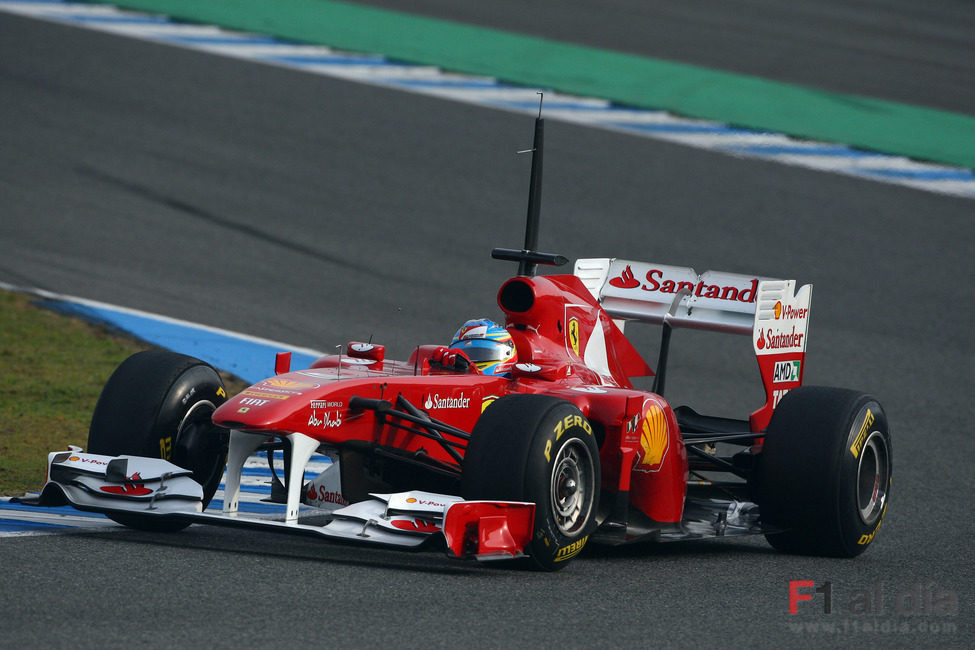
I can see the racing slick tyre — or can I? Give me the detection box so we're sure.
[461,395,600,571]
[88,350,230,532]
[758,386,891,557]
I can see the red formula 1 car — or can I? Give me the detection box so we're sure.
[22,115,891,570]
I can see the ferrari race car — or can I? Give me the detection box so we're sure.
[19,114,891,570]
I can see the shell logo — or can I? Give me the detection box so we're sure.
[774,301,783,319]
[264,378,316,390]
[637,404,668,471]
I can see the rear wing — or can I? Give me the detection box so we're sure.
[575,259,766,334]
[574,259,812,431]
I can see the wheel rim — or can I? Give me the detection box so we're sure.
[856,430,889,525]
[550,439,596,535]
[173,400,226,494]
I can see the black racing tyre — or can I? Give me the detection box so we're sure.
[758,386,891,557]
[461,394,600,571]
[88,350,230,532]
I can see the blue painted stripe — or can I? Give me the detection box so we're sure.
[160,35,281,45]
[615,122,758,135]
[64,14,168,24]
[265,54,387,66]
[392,79,502,89]
[0,501,108,518]
[732,144,877,157]
[223,484,273,495]
[855,167,975,181]
[241,466,318,481]
[596,105,668,116]
[0,518,73,532]
[489,100,609,111]
[41,299,319,384]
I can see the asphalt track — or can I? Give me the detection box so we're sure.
[354,0,975,116]
[1,5,973,648]
[98,0,975,169]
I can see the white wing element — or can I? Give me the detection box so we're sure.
[582,314,613,383]
[575,258,778,335]
[38,449,204,514]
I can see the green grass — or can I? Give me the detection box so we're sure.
[0,289,243,495]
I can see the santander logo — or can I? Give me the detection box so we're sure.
[609,264,641,289]
[609,265,758,303]
[756,327,805,351]
[305,484,348,506]
[423,393,471,410]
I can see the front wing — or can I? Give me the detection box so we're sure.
[17,448,535,562]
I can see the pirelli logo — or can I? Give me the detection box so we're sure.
[554,536,589,563]
[849,409,875,459]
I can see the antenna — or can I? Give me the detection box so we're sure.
[520,93,545,276]
[492,93,567,276]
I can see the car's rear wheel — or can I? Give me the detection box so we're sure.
[758,386,891,557]
[88,350,229,531]
[461,395,600,570]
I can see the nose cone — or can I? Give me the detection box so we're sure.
[213,390,293,430]
[212,373,328,430]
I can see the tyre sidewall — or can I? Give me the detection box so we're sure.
[834,398,891,556]
[522,403,600,570]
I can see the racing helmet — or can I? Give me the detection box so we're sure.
[448,319,517,376]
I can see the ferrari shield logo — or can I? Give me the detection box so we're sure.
[568,317,581,356]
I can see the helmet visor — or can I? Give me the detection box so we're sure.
[450,339,514,363]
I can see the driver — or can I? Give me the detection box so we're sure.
[433,318,517,376]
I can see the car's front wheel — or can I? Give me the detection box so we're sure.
[88,350,230,531]
[461,394,600,570]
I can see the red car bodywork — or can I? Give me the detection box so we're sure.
[214,272,702,528]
